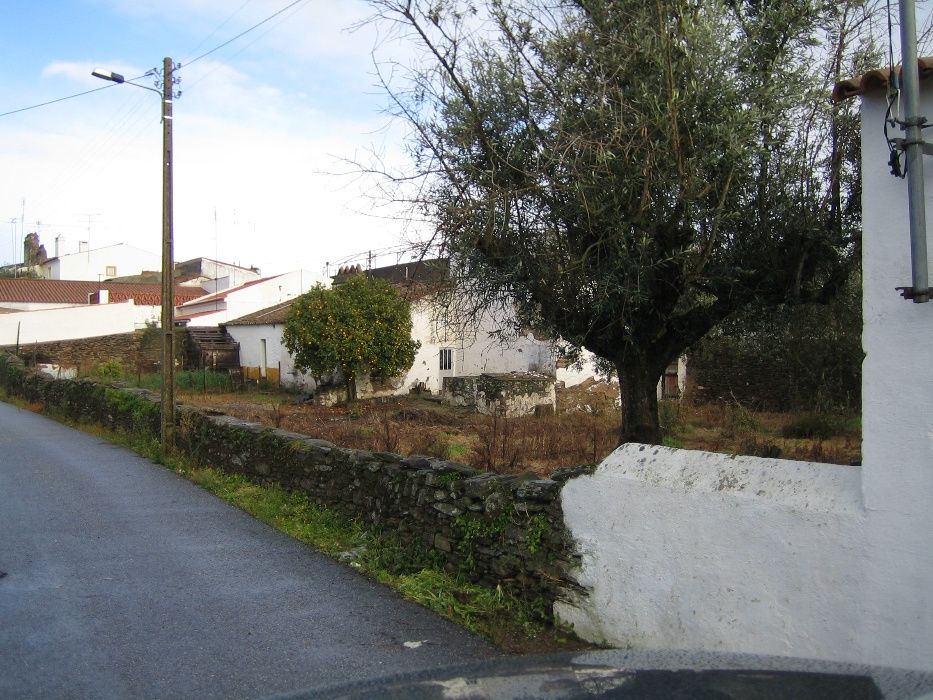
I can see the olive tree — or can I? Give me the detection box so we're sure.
[367,0,872,443]
[283,275,419,401]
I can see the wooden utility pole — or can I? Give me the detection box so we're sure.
[161,56,176,451]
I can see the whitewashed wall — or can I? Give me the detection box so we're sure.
[401,299,556,394]
[180,270,324,326]
[0,301,85,312]
[554,87,933,671]
[226,323,316,392]
[43,244,160,281]
[0,301,159,345]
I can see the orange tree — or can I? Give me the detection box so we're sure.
[283,275,419,401]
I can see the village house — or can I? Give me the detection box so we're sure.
[221,259,688,413]
[40,242,161,282]
[175,269,324,328]
[0,279,205,347]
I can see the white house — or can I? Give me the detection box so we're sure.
[223,300,315,390]
[552,61,933,672]
[229,259,685,400]
[0,280,205,346]
[404,296,556,395]
[40,243,161,282]
[175,257,262,293]
[175,269,325,327]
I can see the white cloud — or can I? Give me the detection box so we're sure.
[1,1,428,271]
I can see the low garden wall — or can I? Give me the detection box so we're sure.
[442,372,556,417]
[0,353,584,606]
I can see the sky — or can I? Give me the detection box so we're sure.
[3,1,933,281]
[0,0,425,279]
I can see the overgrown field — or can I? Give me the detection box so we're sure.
[172,377,861,475]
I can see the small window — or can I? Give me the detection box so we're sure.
[105,265,117,277]
[439,348,453,371]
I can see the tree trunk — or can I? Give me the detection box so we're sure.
[346,375,358,403]
[615,355,664,445]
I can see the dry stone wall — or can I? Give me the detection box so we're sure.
[0,331,159,374]
[0,353,585,607]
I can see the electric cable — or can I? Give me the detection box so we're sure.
[0,84,115,119]
[181,0,255,66]
[180,0,310,69]
[885,0,906,178]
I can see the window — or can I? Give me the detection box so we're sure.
[439,348,453,371]
[105,265,117,277]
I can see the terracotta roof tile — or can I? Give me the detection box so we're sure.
[225,299,296,326]
[833,57,933,103]
[0,279,205,306]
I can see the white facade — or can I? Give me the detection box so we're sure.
[41,244,160,281]
[0,301,158,346]
[177,270,324,327]
[0,301,85,312]
[402,299,555,394]
[177,257,261,293]
[226,322,316,392]
[554,85,933,671]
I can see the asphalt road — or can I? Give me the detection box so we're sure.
[0,401,496,699]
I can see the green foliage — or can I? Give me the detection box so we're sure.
[0,268,41,279]
[432,432,469,461]
[175,369,234,392]
[283,276,419,399]
[690,268,863,411]
[93,359,124,379]
[525,514,550,554]
[369,0,875,442]
[722,400,760,439]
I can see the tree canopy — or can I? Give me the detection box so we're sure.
[368,0,874,443]
[283,275,419,400]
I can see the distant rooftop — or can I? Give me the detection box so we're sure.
[224,299,296,327]
[0,279,205,306]
[331,258,449,286]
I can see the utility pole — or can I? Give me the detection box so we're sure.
[161,56,176,451]
[898,0,930,302]
[91,59,180,451]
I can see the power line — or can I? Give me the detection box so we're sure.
[0,71,155,120]
[181,0,311,68]
[181,0,255,65]
[0,84,115,119]
[0,0,310,119]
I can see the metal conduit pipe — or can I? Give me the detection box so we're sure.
[899,0,931,303]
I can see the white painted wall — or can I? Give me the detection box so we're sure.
[0,301,159,345]
[42,244,160,281]
[226,323,316,392]
[179,270,325,327]
[401,299,555,394]
[554,87,933,671]
[0,301,85,312]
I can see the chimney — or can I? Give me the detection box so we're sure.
[55,235,62,258]
[99,289,109,304]
[78,241,88,253]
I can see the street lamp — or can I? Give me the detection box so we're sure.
[93,58,179,454]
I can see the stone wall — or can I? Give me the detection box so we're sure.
[0,353,583,606]
[442,373,556,417]
[0,330,160,374]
